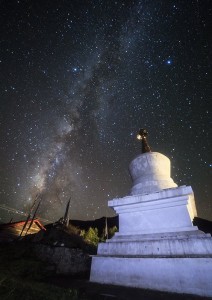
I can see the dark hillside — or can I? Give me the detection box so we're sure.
[193,217,212,235]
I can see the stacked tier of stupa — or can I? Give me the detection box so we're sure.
[90,129,212,297]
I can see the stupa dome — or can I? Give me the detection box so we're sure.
[129,152,177,195]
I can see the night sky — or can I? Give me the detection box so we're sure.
[0,0,211,223]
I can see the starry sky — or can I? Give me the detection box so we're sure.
[0,0,211,223]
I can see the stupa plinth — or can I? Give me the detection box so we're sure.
[90,129,212,297]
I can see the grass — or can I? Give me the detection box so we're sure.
[0,276,85,300]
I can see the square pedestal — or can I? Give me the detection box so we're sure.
[90,186,212,297]
[90,256,212,297]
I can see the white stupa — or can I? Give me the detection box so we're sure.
[90,129,212,297]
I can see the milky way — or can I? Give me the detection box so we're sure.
[0,0,211,222]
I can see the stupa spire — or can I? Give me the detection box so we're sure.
[137,128,151,153]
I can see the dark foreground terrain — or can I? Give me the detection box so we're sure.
[46,276,212,300]
[1,273,211,300]
[0,241,211,300]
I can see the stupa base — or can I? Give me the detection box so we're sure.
[90,255,212,297]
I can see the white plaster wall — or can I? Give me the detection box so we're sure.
[118,199,193,235]
[90,256,212,297]
[109,186,197,236]
[97,236,212,256]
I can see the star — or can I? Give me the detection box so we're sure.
[166,59,172,65]
[72,67,79,72]
[0,0,211,222]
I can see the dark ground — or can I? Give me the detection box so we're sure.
[46,276,212,300]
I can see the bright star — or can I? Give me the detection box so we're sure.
[166,59,172,65]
